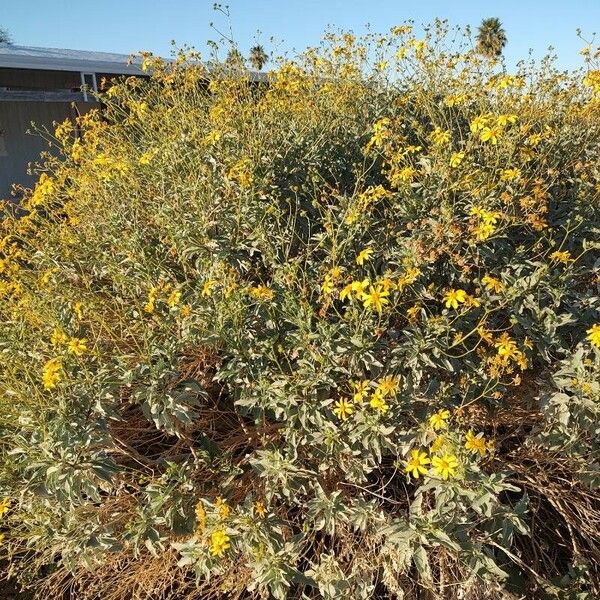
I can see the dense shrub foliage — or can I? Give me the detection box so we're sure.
[1,22,599,599]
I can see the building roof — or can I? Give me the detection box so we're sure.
[0,44,145,75]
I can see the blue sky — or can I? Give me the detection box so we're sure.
[3,1,599,70]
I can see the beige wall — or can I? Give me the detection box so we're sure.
[0,100,94,201]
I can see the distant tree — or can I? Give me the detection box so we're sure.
[248,44,268,71]
[225,47,244,67]
[476,17,507,59]
[0,27,12,44]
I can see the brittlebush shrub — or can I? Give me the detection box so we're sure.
[1,22,599,600]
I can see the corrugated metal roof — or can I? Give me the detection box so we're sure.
[0,44,145,75]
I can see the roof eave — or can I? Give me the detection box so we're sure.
[0,54,145,75]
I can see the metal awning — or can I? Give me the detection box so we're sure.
[0,44,145,75]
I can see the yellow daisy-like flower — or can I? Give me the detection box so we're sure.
[356,247,374,265]
[450,151,465,167]
[587,324,600,348]
[167,289,182,308]
[495,333,519,359]
[249,285,274,301]
[443,289,467,309]
[352,380,370,403]
[464,430,487,456]
[209,529,231,557]
[42,358,63,390]
[549,250,572,263]
[215,496,230,520]
[67,337,88,356]
[201,280,217,297]
[500,167,521,181]
[254,500,267,519]
[431,453,459,480]
[430,435,446,454]
[51,328,68,346]
[73,302,84,320]
[361,285,390,314]
[321,274,335,295]
[405,449,431,478]
[339,283,354,301]
[429,409,450,431]
[482,275,504,293]
[351,278,370,297]
[333,398,354,421]
[480,126,501,144]
[406,304,420,322]
[473,222,496,241]
[195,501,207,533]
[370,391,389,414]
[376,374,400,397]
[0,497,10,518]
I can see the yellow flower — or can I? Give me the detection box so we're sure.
[73,302,84,320]
[473,222,496,241]
[51,328,68,346]
[482,275,504,293]
[0,497,10,518]
[254,501,267,519]
[356,247,374,265]
[480,126,501,144]
[339,283,354,301]
[464,430,487,456]
[587,324,600,347]
[495,333,519,359]
[370,391,389,414]
[376,375,400,397]
[405,449,430,478]
[167,289,182,308]
[138,151,156,165]
[470,114,489,133]
[209,529,231,557]
[249,285,274,301]
[443,289,467,309]
[496,114,517,127]
[361,285,390,314]
[352,380,370,403]
[430,435,446,454]
[406,304,420,322]
[321,274,335,295]
[67,338,88,356]
[431,453,459,480]
[195,501,206,533]
[333,398,354,420]
[465,294,481,308]
[500,168,521,181]
[429,127,451,146]
[145,287,158,313]
[550,250,572,263]
[450,151,465,167]
[201,280,217,297]
[351,278,370,297]
[215,496,230,520]
[392,166,417,183]
[478,325,494,344]
[329,266,343,280]
[42,358,63,390]
[429,409,450,431]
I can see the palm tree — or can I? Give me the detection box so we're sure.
[475,18,507,59]
[225,47,244,67]
[0,27,12,44]
[248,45,268,71]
